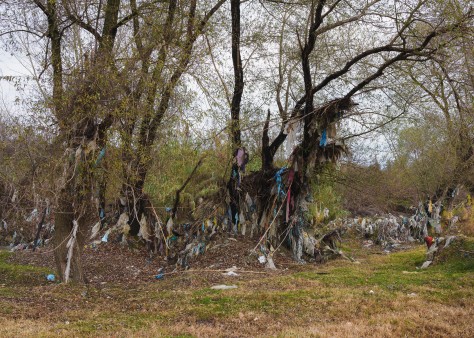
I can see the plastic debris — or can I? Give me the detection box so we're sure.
[369,290,375,294]
[265,255,277,270]
[116,213,130,234]
[407,293,417,297]
[319,129,327,147]
[363,240,373,248]
[138,214,150,241]
[420,260,432,269]
[224,266,238,272]
[323,207,329,219]
[274,167,287,197]
[426,241,439,261]
[46,274,55,282]
[26,209,39,222]
[303,231,316,256]
[119,196,126,206]
[444,236,456,248]
[285,117,300,158]
[101,230,110,243]
[10,243,27,252]
[154,273,164,280]
[95,147,106,166]
[450,215,459,226]
[64,220,80,283]
[90,221,100,240]
[258,255,266,264]
[210,284,238,290]
[431,218,442,234]
[166,217,174,236]
[223,271,239,277]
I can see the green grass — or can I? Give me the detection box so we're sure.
[0,239,473,337]
[0,251,53,286]
[293,239,474,304]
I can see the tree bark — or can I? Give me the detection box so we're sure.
[262,110,272,172]
[54,191,86,283]
[225,0,245,233]
[230,0,244,150]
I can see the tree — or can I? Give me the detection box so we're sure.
[39,0,123,283]
[3,0,144,281]
[115,0,226,235]
[381,0,474,202]
[238,0,473,259]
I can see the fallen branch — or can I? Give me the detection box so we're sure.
[325,246,355,262]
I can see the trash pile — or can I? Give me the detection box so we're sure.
[4,163,466,277]
[80,189,351,272]
[87,204,222,271]
[0,204,54,251]
[234,168,350,265]
[330,200,447,251]
[420,235,457,269]
[350,213,423,250]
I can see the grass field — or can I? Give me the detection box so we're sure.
[1,238,473,337]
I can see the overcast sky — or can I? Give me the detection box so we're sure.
[0,50,29,115]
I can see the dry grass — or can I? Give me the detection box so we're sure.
[1,239,473,337]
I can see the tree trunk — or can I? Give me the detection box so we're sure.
[121,173,147,236]
[230,0,244,149]
[53,168,86,283]
[37,0,122,283]
[225,0,245,233]
[261,110,273,172]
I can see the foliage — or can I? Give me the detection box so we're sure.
[308,164,349,225]
[145,138,230,208]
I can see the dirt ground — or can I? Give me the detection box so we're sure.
[1,234,473,337]
[9,233,297,285]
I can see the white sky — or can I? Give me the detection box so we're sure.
[0,50,29,115]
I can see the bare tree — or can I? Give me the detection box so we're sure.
[243,0,473,259]
[117,0,226,235]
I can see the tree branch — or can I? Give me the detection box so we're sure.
[172,157,204,218]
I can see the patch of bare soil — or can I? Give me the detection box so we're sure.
[8,233,297,285]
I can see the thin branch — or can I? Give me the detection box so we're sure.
[0,29,44,38]
[63,4,102,41]
[204,33,231,107]
[172,157,204,218]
